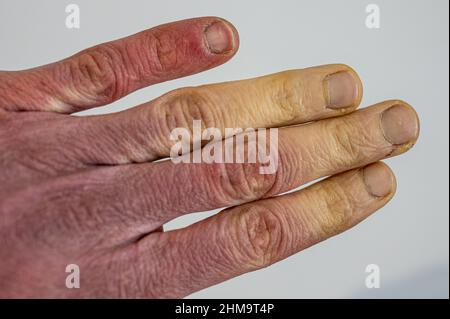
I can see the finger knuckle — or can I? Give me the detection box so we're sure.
[72,46,120,104]
[312,179,356,236]
[158,88,218,135]
[271,72,304,123]
[235,205,285,269]
[326,116,369,162]
[205,128,281,203]
[147,30,180,75]
[217,162,278,203]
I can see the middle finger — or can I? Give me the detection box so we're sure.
[68,64,362,164]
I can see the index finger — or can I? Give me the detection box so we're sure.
[0,17,239,113]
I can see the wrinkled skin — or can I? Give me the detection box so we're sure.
[0,17,420,298]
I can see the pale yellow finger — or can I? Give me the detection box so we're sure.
[75,64,362,164]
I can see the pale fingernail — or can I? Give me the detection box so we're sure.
[205,21,235,54]
[325,71,359,109]
[381,104,420,145]
[363,163,395,197]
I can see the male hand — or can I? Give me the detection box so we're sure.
[0,17,419,297]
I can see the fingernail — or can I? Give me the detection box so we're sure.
[363,163,394,197]
[381,104,420,145]
[325,71,359,109]
[205,21,234,54]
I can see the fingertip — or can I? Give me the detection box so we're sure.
[324,64,363,111]
[380,100,420,146]
[362,162,397,198]
[204,17,240,56]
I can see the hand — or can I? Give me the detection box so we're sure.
[0,17,419,298]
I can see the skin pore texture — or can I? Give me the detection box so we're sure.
[0,17,420,298]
